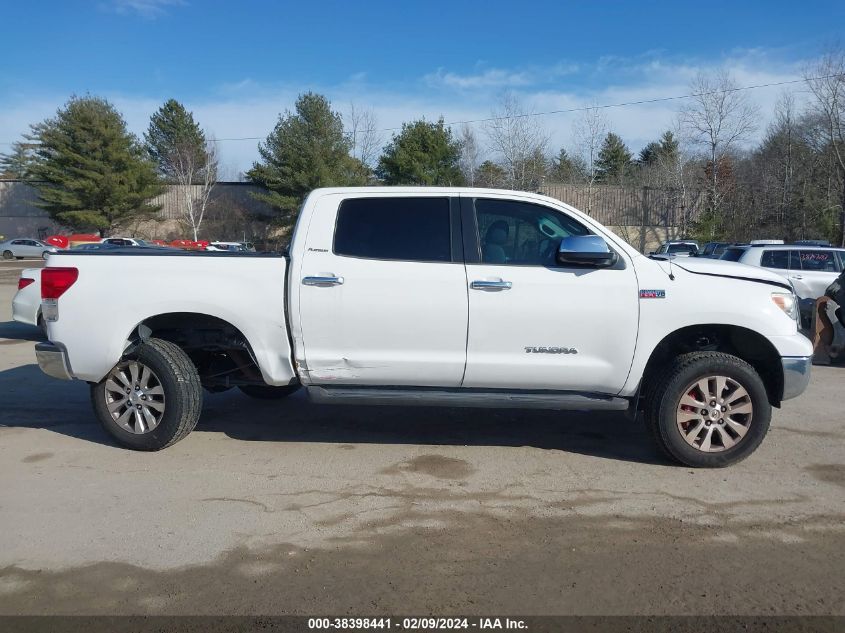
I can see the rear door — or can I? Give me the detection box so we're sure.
[461,195,639,393]
[795,249,841,298]
[296,194,469,387]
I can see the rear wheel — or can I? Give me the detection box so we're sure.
[91,338,202,450]
[645,352,771,468]
[238,384,300,399]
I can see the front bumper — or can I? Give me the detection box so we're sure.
[35,342,73,380]
[781,356,812,401]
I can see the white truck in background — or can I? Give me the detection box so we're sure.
[35,187,812,467]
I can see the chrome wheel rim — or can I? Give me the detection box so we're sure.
[104,361,166,434]
[676,375,753,452]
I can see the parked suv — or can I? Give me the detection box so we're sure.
[722,244,845,327]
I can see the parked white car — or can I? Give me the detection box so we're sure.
[720,244,845,301]
[12,268,44,333]
[34,187,812,467]
[1,239,58,260]
[100,237,149,247]
[206,241,248,252]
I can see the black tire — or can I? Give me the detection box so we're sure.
[238,384,300,399]
[42,251,50,260]
[645,352,771,468]
[91,338,202,450]
[2,250,12,260]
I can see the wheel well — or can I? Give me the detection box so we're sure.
[641,325,784,407]
[131,312,269,389]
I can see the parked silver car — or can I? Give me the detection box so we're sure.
[0,238,58,260]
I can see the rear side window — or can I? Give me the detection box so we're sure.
[334,197,451,262]
[720,248,746,262]
[760,250,789,269]
[799,250,841,272]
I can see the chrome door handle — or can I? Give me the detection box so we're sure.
[470,280,512,290]
[302,275,344,286]
[790,275,803,280]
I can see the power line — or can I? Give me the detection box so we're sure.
[1,73,843,147]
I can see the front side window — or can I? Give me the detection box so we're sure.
[334,197,451,262]
[799,250,841,272]
[475,199,590,266]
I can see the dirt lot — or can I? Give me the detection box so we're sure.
[0,264,843,616]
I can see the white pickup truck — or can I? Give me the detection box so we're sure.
[35,187,813,467]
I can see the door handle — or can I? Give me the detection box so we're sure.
[303,275,344,286]
[470,280,512,290]
[790,275,803,280]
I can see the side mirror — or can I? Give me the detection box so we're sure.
[556,235,618,268]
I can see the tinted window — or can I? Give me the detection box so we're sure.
[799,250,840,272]
[667,243,697,254]
[475,199,590,266]
[334,197,451,262]
[760,250,789,269]
[720,247,747,262]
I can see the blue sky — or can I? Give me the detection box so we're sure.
[1,0,843,175]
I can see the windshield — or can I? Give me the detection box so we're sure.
[667,243,698,254]
[720,247,747,262]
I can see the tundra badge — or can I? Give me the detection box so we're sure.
[524,346,578,354]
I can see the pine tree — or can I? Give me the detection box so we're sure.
[658,130,679,163]
[0,135,39,179]
[476,160,507,188]
[144,99,207,181]
[595,132,633,182]
[29,96,163,233]
[638,142,662,166]
[376,118,464,186]
[550,148,584,182]
[247,92,366,228]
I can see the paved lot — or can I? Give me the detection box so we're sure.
[0,276,843,616]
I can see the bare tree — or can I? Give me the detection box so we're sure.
[173,137,218,241]
[572,103,607,213]
[805,49,845,245]
[679,70,758,234]
[346,103,382,170]
[458,123,481,186]
[484,92,549,191]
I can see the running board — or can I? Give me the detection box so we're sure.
[306,386,630,411]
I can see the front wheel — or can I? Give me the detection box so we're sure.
[645,352,771,468]
[91,338,202,450]
[2,250,12,260]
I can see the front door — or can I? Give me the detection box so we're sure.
[461,195,639,394]
[296,194,469,387]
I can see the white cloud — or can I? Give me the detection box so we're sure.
[0,49,819,175]
[105,0,184,19]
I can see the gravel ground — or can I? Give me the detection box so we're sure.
[0,277,843,616]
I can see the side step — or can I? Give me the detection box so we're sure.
[306,385,630,411]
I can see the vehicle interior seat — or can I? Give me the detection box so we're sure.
[483,221,510,263]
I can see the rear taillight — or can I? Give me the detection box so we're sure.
[41,267,79,300]
[18,277,35,291]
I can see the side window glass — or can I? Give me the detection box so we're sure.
[333,197,451,262]
[475,199,590,266]
[799,250,840,272]
[788,251,801,270]
[760,250,788,269]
